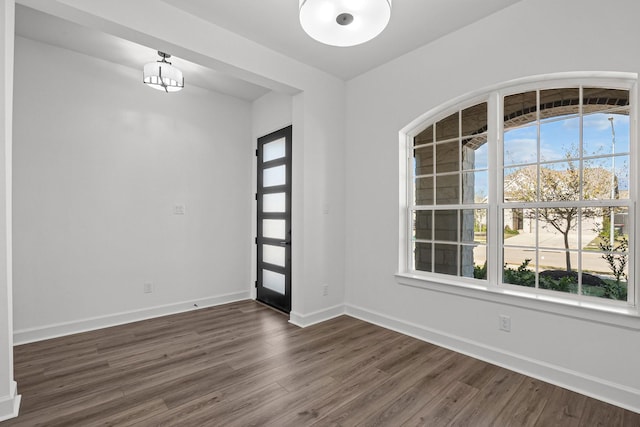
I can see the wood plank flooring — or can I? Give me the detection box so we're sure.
[5,300,639,426]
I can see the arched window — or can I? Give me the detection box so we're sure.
[400,73,636,310]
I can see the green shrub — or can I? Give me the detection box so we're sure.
[474,261,487,280]
[503,259,535,287]
[503,225,519,235]
[539,275,577,293]
[602,279,627,301]
[502,257,628,301]
[598,233,628,288]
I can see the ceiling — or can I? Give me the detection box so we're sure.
[161,0,522,80]
[15,0,523,100]
[14,5,271,101]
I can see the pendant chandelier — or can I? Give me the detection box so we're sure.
[143,51,184,93]
[299,0,392,47]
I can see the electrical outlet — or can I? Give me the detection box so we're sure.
[144,283,153,294]
[499,315,511,332]
[322,284,329,296]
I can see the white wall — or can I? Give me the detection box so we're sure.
[252,91,293,139]
[250,89,348,323]
[12,36,253,342]
[27,0,348,327]
[0,0,19,422]
[345,0,640,412]
[297,85,346,320]
[13,0,347,333]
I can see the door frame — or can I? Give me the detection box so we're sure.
[255,125,292,313]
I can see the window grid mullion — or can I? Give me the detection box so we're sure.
[407,76,634,308]
[489,91,500,286]
[408,135,415,272]
[535,89,541,289]
[578,85,584,296]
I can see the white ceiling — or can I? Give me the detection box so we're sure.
[15,0,523,100]
[161,0,522,80]
[14,5,271,101]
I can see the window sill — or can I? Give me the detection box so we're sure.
[395,272,640,330]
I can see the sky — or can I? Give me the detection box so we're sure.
[503,111,630,194]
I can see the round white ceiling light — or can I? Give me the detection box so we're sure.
[299,0,392,47]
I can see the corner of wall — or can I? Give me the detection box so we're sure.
[0,381,20,422]
[289,304,345,328]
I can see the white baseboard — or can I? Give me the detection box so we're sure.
[345,303,640,415]
[289,304,345,328]
[0,381,21,422]
[14,291,251,345]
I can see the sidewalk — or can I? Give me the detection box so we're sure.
[501,228,614,274]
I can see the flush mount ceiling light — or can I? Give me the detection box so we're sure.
[143,51,184,93]
[299,0,392,47]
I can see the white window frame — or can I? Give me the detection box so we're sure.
[397,72,639,323]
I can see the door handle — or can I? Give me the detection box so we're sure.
[279,241,291,246]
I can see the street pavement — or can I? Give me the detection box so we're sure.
[475,228,623,278]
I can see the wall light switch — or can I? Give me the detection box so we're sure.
[174,204,186,215]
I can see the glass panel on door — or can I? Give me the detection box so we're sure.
[256,126,292,313]
[263,138,286,162]
[263,165,286,187]
[263,193,286,213]
[262,219,286,240]
[262,244,285,267]
[263,270,285,294]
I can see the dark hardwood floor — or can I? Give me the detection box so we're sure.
[5,300,639,426]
